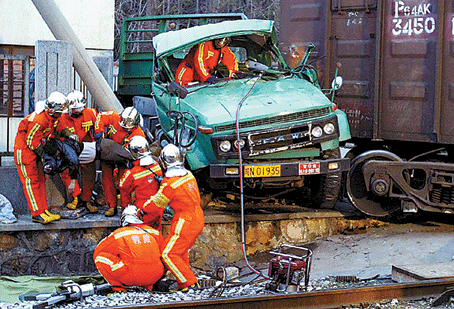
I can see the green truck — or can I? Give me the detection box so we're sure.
[117,14,351,208]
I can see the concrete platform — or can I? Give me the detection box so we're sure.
[0,199,383,277]
[0,165,386,278]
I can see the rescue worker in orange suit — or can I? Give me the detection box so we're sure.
[119,136,163,229]
[57,90,98,213]
[93,204,165,292]
[95,107,145,217]
[143,144,205,292]
[175,37,238,86]
[14,91,68,224]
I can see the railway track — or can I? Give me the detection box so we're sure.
[84,278,454,309]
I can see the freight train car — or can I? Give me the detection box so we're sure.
[279,0,454,218]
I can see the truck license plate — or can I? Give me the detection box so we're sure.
[299,162,320,175]
[244,165,281,178]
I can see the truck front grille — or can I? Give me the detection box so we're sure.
[248,123,312,156]
[214,107,331,132]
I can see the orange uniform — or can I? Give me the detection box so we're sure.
[14,110,59,217]
[95,111,145,210]
[175,40,238,86]
[143,171,204,290]
[119,160,163,228]
[93,224,165,291]
[57,108,99,202]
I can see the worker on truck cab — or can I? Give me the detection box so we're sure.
[175,37,238,86]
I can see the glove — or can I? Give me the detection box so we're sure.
[68,179,76,193]
[94,132,103,157]
[163,205,174,221]
[34,144,44,158]
[68,134,79,142]
[154,175,163,185]
[43,162,55,175]
[60,128,72,139]
[94,132,104,144]
[206,76,220,84]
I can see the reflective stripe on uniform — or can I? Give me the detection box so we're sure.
[133,169,154,180]
[162,218,187,283]
[95,114,101,130]
[26,123,40,148]
[119,170,130,187]
[107,124,117,136]
[95,256,125,271]
[177,67,187,83]
[19,161,39,212]
[114,228,159,239]
[170,173,193,189]
[144,184,170,209]
[198,42,209,77]
[82,121,93,132]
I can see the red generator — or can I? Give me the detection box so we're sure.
[266,244,313,292]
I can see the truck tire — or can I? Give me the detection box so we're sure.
[310,147,341,209]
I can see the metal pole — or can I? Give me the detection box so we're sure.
[30,0,123,113]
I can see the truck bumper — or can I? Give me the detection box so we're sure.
[210,157,350,178]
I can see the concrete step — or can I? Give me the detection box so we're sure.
[392,263,454,283]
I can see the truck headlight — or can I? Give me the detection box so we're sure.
[311,126,323,138]
[219,140,231,152]
[234,139,245,149]
[323,123,335,135]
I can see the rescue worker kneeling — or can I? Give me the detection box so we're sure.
[93,205,165,292]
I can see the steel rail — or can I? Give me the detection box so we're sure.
[97,278,454,309]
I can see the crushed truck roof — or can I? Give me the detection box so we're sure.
[152,19,276,57]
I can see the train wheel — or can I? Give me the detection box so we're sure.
[346,150,403,217]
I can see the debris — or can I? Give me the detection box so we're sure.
[0,194,17,224]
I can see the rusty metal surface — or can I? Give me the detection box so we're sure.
[98,278,454,309]
[379,0,438,143]
[279,0,454,144]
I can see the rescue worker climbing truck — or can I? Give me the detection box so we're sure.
[116,14,351,209]
[279,0,454,218]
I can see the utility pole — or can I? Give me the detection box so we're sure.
[31,0,123,112]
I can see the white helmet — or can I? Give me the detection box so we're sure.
[159,144,187,176]
[46,91,68,117]
[121,205,143,226]
[128,136,151,160]
[119,107,141,131]
[67,90,86,116]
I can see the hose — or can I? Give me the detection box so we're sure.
[235,74,271,281]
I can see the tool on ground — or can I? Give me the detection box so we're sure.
[20,280,111,309]
[265,244,313,292]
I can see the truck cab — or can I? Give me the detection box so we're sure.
[117,15,351,208]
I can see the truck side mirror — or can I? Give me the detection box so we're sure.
[167,82,188,99]
[331,76,343,90]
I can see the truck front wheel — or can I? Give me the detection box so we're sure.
[309,147,341,209]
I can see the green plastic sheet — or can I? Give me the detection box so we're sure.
[0,275,104,304]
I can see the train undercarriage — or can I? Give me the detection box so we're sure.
[346,142,454,218]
